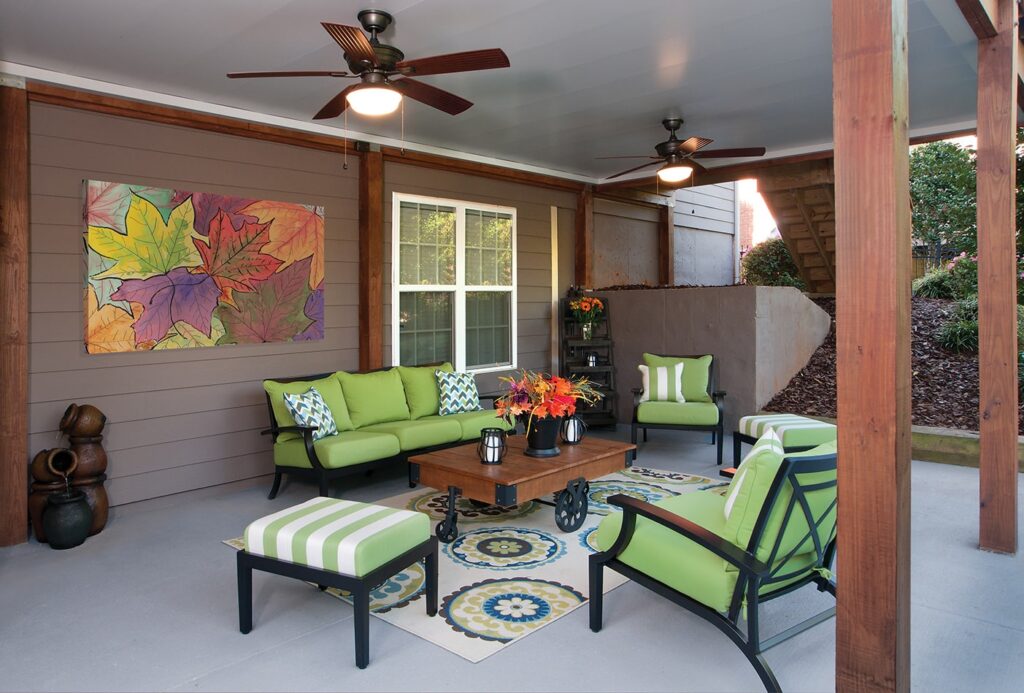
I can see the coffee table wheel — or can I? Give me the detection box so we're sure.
[555,478,589,533]
[435,519,458,544]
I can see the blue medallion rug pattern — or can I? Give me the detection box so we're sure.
[225,466,726,662]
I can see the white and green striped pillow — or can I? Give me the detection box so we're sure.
[638,363,685,403]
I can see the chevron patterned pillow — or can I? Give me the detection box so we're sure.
[282,387,338,441]
[436,370,483,416]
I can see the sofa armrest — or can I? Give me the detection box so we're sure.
[478,391,502,404]
[260,425,324,471]
[260,425,318,437]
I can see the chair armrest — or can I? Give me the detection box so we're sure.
[606,494,770,578]
[260,425,319,437]
[631,387,644,407]
[712,390,727,403]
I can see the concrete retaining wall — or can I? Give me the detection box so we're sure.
[606,286,830,430]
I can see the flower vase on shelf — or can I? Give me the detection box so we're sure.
[581,322,594,340]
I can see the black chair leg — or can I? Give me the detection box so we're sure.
[630,422,638,461]
[711,430,716,444]
[318,475,329,498]
[425,538,439,617]
[733,433,742,467]
[267,471,282,500]
[589,555,604,632]
[353,587,370,669]
[716,426,724,466]
[237,553,252,634]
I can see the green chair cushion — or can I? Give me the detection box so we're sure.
[420,410,513,440]
[337,369,411,428]
[273,431,401,470]
[636,401,720,426]
[643,354,713,402]
[244,497,429,577]
[738,414,836,448]
[264,375,354,442]
[398,362,454,419]
[361,418,462,450]
[724,429,786,550]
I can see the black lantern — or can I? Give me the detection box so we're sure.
[586,351,599,367]
[561,415,587,445]
[478,428,507,464]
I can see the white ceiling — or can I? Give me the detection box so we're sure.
[0,0,980,181]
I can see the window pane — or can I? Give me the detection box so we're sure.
[398,292,453,366]
[465,292,511,369]
[465,209,512,286]
[398,202,455,286]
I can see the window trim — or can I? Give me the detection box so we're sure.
[391,192,518,374]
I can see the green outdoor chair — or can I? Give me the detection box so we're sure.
[631,353,726,465]
[589,432,837,692]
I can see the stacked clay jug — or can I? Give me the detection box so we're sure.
[59,404,109,536]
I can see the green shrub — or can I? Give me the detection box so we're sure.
[741,238,806,289]
[947,254,978,300]
[936,298,1024,354]
[912,268,956,299]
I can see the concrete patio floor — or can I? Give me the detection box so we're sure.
[1,428,1021,692]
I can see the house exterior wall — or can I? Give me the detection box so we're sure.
[674,182,739,285]
[592,198,660,287]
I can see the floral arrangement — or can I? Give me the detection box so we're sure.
[494,371,603,431]
[568,296,604,324]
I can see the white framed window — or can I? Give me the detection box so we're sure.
[391,193,517,373]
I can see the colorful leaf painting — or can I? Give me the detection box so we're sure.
[89,194,202,279]
[240,200,325,289]
[83,181,325,353]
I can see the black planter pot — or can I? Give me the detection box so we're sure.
[42,491,93,550]
[524,416,563,458]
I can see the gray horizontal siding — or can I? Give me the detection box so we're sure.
[27,103,359,506]
[674,182,738,285]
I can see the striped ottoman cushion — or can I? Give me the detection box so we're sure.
[244,498,429,577]
[738,414,837,449]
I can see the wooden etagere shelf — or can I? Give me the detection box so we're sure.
[558,291,617,427]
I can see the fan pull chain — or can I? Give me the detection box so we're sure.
[400,98,406,152]
[342,110,349,170]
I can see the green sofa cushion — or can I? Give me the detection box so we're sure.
[361,418,462,450]
[738,414,837,449]
[244,497,429,577]
[397,362,453,419]
[337,369,411,428]
[636,401,720,426]
[643,354,713,402]
[264,375,354,442]
[273,431,401,469]
[420,410,512,440]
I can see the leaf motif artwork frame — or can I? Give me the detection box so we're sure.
[83,181,325,353]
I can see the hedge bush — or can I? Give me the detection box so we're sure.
[741,238,805,289]
[912,268,956,299]
[936,297,1024,354]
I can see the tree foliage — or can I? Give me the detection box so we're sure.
[909,141,976,252]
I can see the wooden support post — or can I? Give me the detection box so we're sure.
[358,150,383,371]
[832,1,911,691]
[976,0,1019,554]
[0,85,29,547]
[658,204,675,286]
[574,186,594,288]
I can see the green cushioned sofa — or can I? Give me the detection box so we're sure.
[630,353,727,466]
[261,364,512,499]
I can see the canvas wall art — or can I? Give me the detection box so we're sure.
[84,181,324,353]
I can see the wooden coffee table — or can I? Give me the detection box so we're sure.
[408,436,636,543]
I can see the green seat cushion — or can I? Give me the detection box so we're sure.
[264,375,354,441]
[636,401,720,426]
[738,414,836,448]
[398,362,454,419]
[337,369,411,428]
[420,409,513,440]
[361,418,462,450]
[273,430,401,469]
[244,497,429,577]
[643,354,713,402]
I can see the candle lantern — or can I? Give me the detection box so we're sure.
[586,351,599,367]
[561,414,587,445]
[478,428,508,465]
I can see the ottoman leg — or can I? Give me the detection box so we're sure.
[733,433,742,467]
[237,552,252,634]
[353,587,370,669]
[425,538,439,617]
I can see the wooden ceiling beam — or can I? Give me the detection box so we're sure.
[956,0,1000,39]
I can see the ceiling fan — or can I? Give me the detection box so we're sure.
[600,118,767,183]
[227,9,509,119]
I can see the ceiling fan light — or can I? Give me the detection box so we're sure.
[346,85,403,116]
[657,163,694,183]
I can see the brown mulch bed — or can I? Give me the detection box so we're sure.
[764,297,1020,434]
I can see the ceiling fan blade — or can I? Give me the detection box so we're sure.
[391,78,473,115]
[396,49,510,77]
[680,136,714,154]
[227,70,350,78]
[692,146,768,159]
[321,22,378,66]
[594,155,662,160]
[313,84,360,120]
[605,160,662,179]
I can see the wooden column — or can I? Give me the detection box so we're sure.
[976,0,1019,554]
[0,85,29,547]
[658,204,675,286]
[358,150,383,371]
[574,186,594,287]
[832,1,912,691]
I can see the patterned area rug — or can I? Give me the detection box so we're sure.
[225,466,728,662]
